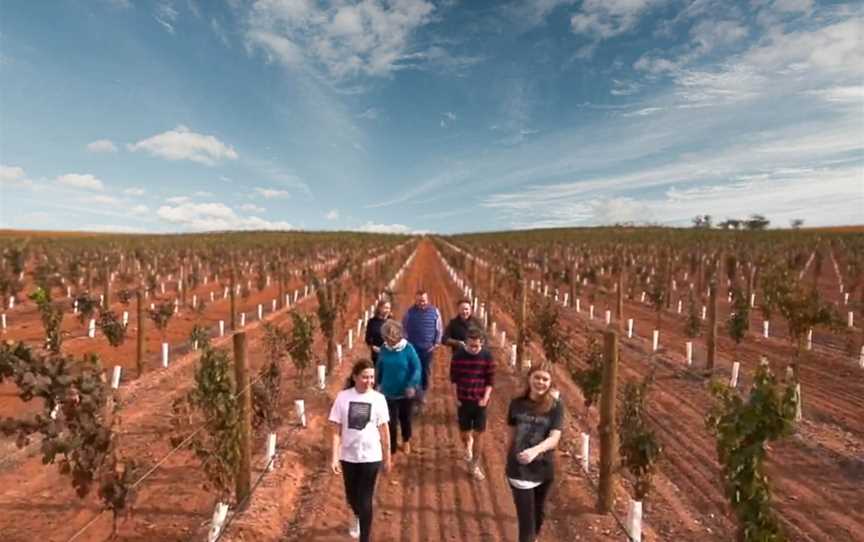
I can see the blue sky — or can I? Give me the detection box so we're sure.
[1,0,862,234]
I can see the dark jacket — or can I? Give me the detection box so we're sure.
[506,398,564,483]
[443,315,479,350]
[365,315,389,363]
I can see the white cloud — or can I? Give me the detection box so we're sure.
[444,111,456,121]
[80,224,145,233]
[212,18,231,46]
[166,196,190,204]
[89,195,120,206]
[219,175,233,183]
[254,187,290,199]
[193,190,214,197]
[0,164,33,187]
[157,201,294,231]
[503,0,579,28]
[155,2,179,33]
[570,0,660,40]
[324,209,339,220]
[130,204,149,215]
[357,107,380,120]
[689,19,749,54]
[803,85,864,103]
[239,203,266,213]
[87,139,118,153]
[124,187,146,196]
[355,221,415,234]
[128,125,238,165]
[57,173,104,191]
[245,0,436,79]
[610,79,642,96]
[772,0,814,15]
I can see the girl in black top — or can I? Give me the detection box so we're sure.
[506,362,564,542]
[365,299,391,365]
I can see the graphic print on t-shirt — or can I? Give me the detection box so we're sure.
[347,401,372,430]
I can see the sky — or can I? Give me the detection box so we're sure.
[0,0,862,234]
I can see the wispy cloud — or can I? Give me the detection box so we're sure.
[254,187,290,199]
[157,201,293,231]
[155,2,179,34]
[324,209,339,220]
[245,0,437,80]
[57,173,104,191]
[239,203,265,214]
[128,125,238,165]
[0,165,33,188]
[86,139,118,153]
[124,187,145,196]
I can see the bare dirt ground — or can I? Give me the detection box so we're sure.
[2,239,860,541]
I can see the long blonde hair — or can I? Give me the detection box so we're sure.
[518,362,556,414]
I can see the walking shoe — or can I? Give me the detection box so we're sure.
[471,463,486,481]
[348,516,360,539]
[403,441,412,455]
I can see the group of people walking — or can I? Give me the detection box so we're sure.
[328,290,564,542]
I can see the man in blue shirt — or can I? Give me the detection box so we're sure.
[401,289,443,409]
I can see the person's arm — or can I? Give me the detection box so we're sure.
[517,402,564,464]
[379,421,392,473]
[479,352,494,407]
[406,346,421,395]
[376,354,385,388]
[450,354,461,405]
[434,308,443,346]
[330,421,343,474]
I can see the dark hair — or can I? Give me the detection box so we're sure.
[415,288,428,296]
[457,298,471,307]
[343,359,375,389]
[518,361,556,414]
[465,325,485,342]
[375,299,390,317]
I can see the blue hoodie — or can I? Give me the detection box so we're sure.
[376,339,422,399]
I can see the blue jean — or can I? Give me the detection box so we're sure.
[416,347,434,397]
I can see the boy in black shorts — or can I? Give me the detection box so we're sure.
[449,327,495,480]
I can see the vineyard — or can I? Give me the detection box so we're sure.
[0,228,862,541]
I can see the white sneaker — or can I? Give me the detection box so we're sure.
[471,463,486,481]
[348,516,360,539]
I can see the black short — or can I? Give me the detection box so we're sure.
[457,401,487,432]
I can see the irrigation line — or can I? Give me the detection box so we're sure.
[213,455,277,542]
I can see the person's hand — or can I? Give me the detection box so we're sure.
[331,458,342,474]
[372,345,380,353]
[458,341,466,350]
[455,399,462,407]
[479,396,490,407]
[405,387,416,398]
[517,447,539,465]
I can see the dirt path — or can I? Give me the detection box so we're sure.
[282,240,630,542]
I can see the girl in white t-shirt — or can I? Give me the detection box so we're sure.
[329,359,392,541]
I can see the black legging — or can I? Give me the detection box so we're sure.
[341,460,381,542]
[510,479,553,542]
[386,397,413,453]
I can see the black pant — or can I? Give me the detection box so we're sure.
[386,397,413,453]
[510,479,553,542]
[341,461,381,542]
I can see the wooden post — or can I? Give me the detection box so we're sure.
[598,330,619,514]
[707,282,718,371]
[136,288,144,377]
[570,261,578,309]
[103,265,112,309]
[229,265,237,331]
[616,267,625,332]
[233,332,252,508]
[516,275,528,371]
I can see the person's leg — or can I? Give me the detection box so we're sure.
[341,461,360,517]
[510,484,537,542]
[386,398,399,455]
[472,406,488,465]
[533,480,554,536]
[398,397,413,453]
[418,349,431,394]
[355,462,381,542]
[457,403,474,460]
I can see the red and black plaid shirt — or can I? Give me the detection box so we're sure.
[449,347,495,402]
